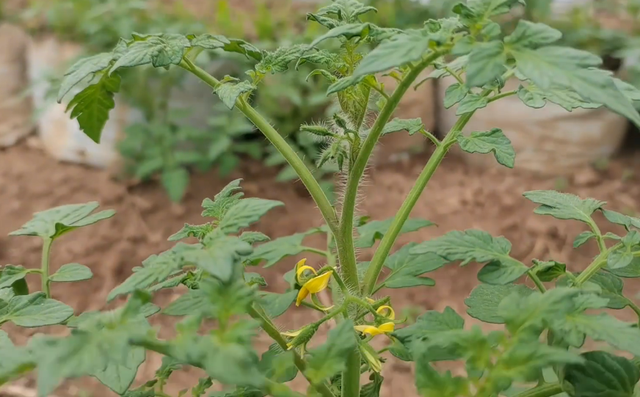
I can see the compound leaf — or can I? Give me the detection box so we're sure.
[57,52,113,102]
[356,218,434,249]
[183,235,252,282]
[457,128,515,168]
[523,190,605,224]
[49,263,93,283]
[111,34,190,72]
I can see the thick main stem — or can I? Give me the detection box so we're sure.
[41,238,53,298]
[341,350,361,397]
[339,51,444,294]
[362,112,473,295]
[181,60,339,235]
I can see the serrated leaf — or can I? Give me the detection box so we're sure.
[381,243,446,290]
[215,80,256,109]
[456,93,488,115]
[190,34,262,61]
[259,290,297,319]
[588,271,628,310]
[444,83,468,108]
[505,20,562,48]
[201,179,244,220]
[411,230,528,284]
[602,209,640,230]
[574,231,596,248]
[356,218,434,249]
[517,84,547,108]
[57,52,113,102]
[531,259,566,282]
[465,41,506,87]
[379,118,424,136]
[306,320,357,384]
[49,263,93,282]
[465,284,534,324]
[219,198,284,234]
[256,45,307,74]
[310,23,375,47]
[512,46,640,127]
[564,351,639,397]
[457,128,515,168]
[248,233,307,267]
[65,72,121,143]
[10,202,115,240]
[0,265,29,290]
[608,231,640,270]
[111,34,190,72]
[523,190,605,224]
[0,293,73,327]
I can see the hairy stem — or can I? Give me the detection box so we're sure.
[248,305,336,397]
[362,111,472,295]
[512,383,564,397]
[339,51,445,295]
[180,60,339,235]
[41,238,53,298]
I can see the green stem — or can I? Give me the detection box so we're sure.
[419,129,441,146]
[342,350,361,397]
[528,270,547,293]
[362,112,472,295]
[574,247,615,286]
[180,60,339,235]
[41,238,53,298]
[487,90,518,103]
[512,383,564,397]
[626,298,640,327]
[587,219,607,253]
[445,66,464,85]
[303,247,332,257]
[340,51,445,295]
[248,305,336,397]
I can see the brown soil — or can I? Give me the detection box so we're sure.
[2,142,640,396]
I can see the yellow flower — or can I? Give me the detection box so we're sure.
[354,322,395,336]
[295,259,333,306]
[376,305,395,320]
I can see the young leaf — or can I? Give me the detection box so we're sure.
[0,293,73,327]
[313,0,377,23]
[111,34,190,72]
[161,168,190,203]
[190,34,262,61]
[356,218,434,249]
[517,85,547,108]
[504,20,562,49]
[523,190,605,224]
[0,265,29,290]
[66,72,121,143]
[255,45,307,74]
[310,23,378,47]
[248,233,308,267]
[183,235,252,282]
[574,231,596,248]
[564,351,640,397]
[49,263,93,283]
[259,290,298,319]
[455,93,489,115]
[531,259,566,282]
[219,198,284,234]
[215,80,256,110]
[607,231,640,270]
[457,128,515,168]
[465,41,506,87]
[57,52,113,102]
[587,271,628,310]
[380,243,447,289]
[260,346,298,383]
[306,320,357,384]
[201,179,244,219]
[379,118,424,136]
[602,209,640,231]
[411,230,528,284]
[443,83,468,109]
[465,284,534,324]
[244,272,267,287]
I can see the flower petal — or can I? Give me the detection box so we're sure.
[376,305,395,320]
[304,271,333,294]
[354,325,385,336]
[378,322,395,333]
[296,286,310,306]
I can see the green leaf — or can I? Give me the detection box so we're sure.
[460,0,524,19]
[394,307,464,343]
[415,360,469,397]
[517,84,547,109]
[456,93,489,115]
[312,0,377,23]
[411,230,528,284]
[259,290,297,319]
[609,258,640,278]
[66,72,121,143]
[531,259,566,282]
[260,345,298,383]
[465,41,506,87]
[163,280,254,319]
[381,243,446,289]
[161,168,190,203]
[0,293,73,327]
[57,52,113,102]
[49,263,93,283]
[443,83,468,109]
[574,231,596,248]
[108,243,196,302]
[190,34,262,61]
[0,265,29,290]
[564,351,640,397]
[255,45,307,74]
[183,234,252,282]
[556,312,640,355]
[248,233,308,267]
[523,190,605,224]
[111,34,190,72]
[219,198,284,234]
[92,348,146,394]
[356,218,434,249]
[608,231,640,270]
[587,271,628,310]
[310,23,380,47]
[0,331,35,384]
[201,179,244,220]
[306,320,357,384]
[512,46,640,127]
[245,272,267,287]
[240,232,270,245]
[504,20,562,49]
[457,128,515,168]
[380,118,424,136]
[10,202,115,240]
[465,284,534,324]
[602,209,640,230]
[215,79,256,110]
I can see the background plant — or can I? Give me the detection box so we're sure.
[3,1,640,397]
